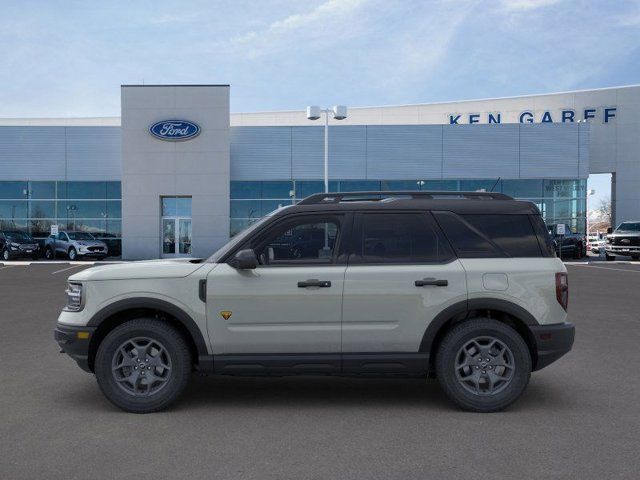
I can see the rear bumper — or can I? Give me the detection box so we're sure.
[54,324,96,373]
[530,322,575,371]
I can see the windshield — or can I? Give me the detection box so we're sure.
[207,207,290,263]
[6,231,34,242]
[616,222,640,232]
[67,232,96,240]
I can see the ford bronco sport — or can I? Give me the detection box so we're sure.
[55,191,574,413]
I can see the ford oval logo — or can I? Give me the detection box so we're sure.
[149,120,200,141]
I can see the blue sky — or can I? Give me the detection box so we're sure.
[1,0,638,202]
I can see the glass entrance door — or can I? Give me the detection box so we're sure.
[161,197,192,257]
[162,218,191,256]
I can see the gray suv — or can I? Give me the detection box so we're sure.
[45,231,108,260]
[55,191,574,413]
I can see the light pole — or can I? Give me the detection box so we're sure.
[306,105,348,193]
[586,188,596,238]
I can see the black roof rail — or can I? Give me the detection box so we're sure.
[297,190,513,205]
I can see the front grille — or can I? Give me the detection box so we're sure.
[612,236,640,246]
[87,246,104,252]
[19,244,38,251]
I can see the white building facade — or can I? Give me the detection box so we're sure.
[0,84,637,259]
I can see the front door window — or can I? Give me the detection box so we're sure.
[161,197,192,257]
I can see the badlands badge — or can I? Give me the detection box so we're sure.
[220,311,232,320]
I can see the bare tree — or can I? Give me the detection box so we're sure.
[596,197,612,225]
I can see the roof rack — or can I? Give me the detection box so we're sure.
[297,190,513,205]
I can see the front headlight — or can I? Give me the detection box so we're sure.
[10,242,19,250]
[64,282,84,312]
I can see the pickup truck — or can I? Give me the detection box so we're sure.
[547,223,586,259]
[604,221,640,261]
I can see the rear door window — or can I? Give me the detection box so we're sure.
[351,212,454,264]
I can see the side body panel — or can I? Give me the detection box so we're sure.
[341,261,468,352]
[460,257,567,325]
[206,263,346,354]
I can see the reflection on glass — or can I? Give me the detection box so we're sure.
[162,219,176,255]
[179,219,192,255]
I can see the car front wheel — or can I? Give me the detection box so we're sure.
[68,247,77,260]
[2,249,10,261]
[94,319,192,413]
[436,318,531,412]
[605,253,616,261]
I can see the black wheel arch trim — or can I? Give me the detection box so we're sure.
[419,298,539,353]
[87,298,209,357]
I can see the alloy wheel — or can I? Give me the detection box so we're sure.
[454,336,515,396]
[111,337,172,397]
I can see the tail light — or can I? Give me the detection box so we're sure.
[555,272,569,311]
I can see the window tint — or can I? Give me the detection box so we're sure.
[433,212,501,258]
[354,213,453,264]
[254,217,340,265]
[530,214,555,257]
[462,214,542,257]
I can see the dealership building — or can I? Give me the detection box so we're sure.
[0,84,638,259]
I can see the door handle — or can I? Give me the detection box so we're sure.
[415,278,448,287]
[297,279,331,288]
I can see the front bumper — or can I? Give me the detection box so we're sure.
[54,324,96,373]
[78,248,107,257]
[604,245,640,255]
[530,322,575,371]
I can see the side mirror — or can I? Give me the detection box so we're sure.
[231,249,258,270]
[607,227,613,234]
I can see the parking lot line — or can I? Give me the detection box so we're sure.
[0,265,18,271]
[51,264,88,275]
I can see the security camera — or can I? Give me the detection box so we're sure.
[306,106,321,120]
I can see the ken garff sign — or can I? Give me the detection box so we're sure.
[149,120,200,141]
[448,106,617,125]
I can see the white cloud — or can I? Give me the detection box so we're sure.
[226,0,371,58]
[498,0,563,11]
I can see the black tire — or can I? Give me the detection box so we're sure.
[632,255,639,261]
[605,253,615,261]
[68,247,77,260]
[436,318,531,412]
[44,247,53,260]
[573,243,583,259]
[95,318,192,413]
[2,249,10,261]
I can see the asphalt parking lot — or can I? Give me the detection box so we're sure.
[1,261,639,479]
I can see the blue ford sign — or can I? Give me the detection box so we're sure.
[149,120,200,141]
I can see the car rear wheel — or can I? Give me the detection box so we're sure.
[436,318,531,412]
[94,319,192,413]
[44,247,53,260]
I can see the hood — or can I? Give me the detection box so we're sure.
[610,231,640,237]
[69,258,206,281]
[76,240,107,247]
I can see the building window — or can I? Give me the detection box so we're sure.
[0,180,122,257]
[229,178,587,237]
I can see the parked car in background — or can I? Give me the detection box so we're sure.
[587,233,606,254]
[45,231,108,260]
[547,223,587,259]
[604,221,640,261]
[0,231,40,260]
